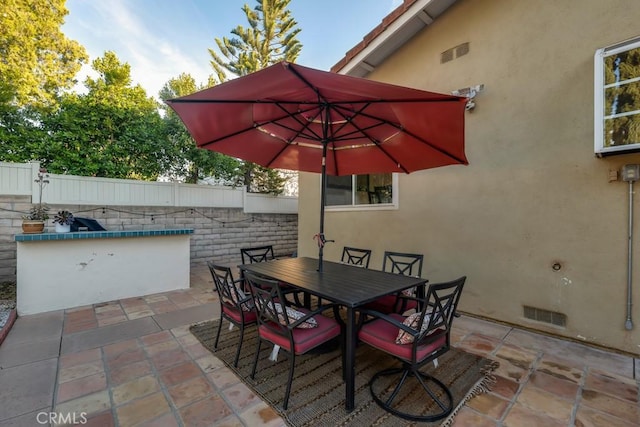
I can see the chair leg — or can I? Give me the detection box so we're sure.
[340,334,346,381]
[335,317,346,381]
[214,316,223,349]
[384,368,410,406]
[293,291,304,307]
[234,322,244,368]
[369,366,453,422]
[282,353,296,410]
[415,370,452,413]
[250,339,262,379]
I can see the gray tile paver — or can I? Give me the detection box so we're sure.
[0,311,63,368]
[60,316,161,354]
[0,409,53,427]
[0,358,57,421]
[0,336,61,368]
[152,302,218,330]
[505,328,636,378]
[0,310,63,344]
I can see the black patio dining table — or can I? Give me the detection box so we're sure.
[238,256,427,411]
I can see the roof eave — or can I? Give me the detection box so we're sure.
[331,0,459,77]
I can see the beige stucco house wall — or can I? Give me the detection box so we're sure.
[297,0,640,355]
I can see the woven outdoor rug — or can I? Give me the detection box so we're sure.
[190,320,498,426]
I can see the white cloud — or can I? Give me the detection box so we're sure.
[70,0,211,99]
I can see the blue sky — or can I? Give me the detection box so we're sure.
[63,0,401,99]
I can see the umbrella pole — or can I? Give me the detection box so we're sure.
[318,143,327,273]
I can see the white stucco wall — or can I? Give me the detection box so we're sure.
[16,234,191,315]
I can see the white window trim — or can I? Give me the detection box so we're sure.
[594,36,640,156]
[325,173,399,212]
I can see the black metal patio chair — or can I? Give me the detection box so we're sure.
[341,246,372,268]
[240,244,276,264]
[207,262,257,367]
[364,251,425,314]
[240,244,305,306]
[358,276,466,421]
[245,272,342,410]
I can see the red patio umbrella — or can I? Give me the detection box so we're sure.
[166,61,467,271]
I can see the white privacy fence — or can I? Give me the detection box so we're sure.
[0,161,297,214]
[0,162,33,195]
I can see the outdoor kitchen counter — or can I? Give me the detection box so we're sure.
[15,229,194,315]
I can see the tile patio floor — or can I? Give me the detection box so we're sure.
[0,264,639,426]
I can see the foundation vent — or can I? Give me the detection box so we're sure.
[523,305,567,327]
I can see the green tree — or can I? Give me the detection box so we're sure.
[0,0,87,108]
[159,73,241,183]
[0,0,87,166]
[0,104,46,163]
[207,0,302,194]
[209,0,302,78]
[42,52,171,179]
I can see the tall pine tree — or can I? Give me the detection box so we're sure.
[207,0,302,194]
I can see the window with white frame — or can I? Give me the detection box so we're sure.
[325,173,396,207]
[595,36,640,156]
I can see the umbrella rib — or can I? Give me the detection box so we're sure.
[184,103,465,170]
[401,127,467,164]
[198,125,257,149]
[330,103,405,142]
[325,102,371,175]
[168,61,466,173]
[331,103,467,166]
[261,101,325,167]
[328,107,397,142]
[199,102,323,150]
[327,103,411,174]
[272,101,323,141]
[284,62,342,175]
[286,64,329,105]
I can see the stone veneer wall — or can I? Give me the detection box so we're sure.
[0,195,298,282]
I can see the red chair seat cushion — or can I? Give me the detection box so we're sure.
[364,295,418,314]
[223,305,257,324]
[258,308,341,355]
[358,313,446,362]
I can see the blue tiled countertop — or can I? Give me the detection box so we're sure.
[15,229,194,242]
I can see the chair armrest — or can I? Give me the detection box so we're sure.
[395,293,423,312]
[396,294,422,303]
[357,308,406,328]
